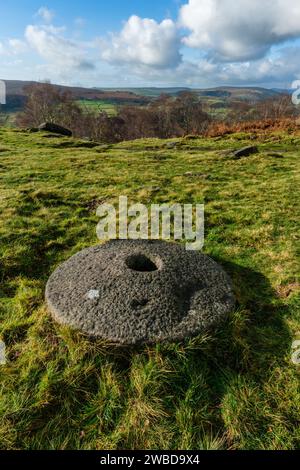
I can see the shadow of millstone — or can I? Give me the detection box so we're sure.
[134,259,292,447]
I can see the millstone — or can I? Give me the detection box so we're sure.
[45,240,235,345]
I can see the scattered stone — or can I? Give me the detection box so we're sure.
[38,122,72,137]
[233,146,258,159]
[46,240,235,345]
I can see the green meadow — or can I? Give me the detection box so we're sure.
[77,100,117,116]
[0,127,299,450]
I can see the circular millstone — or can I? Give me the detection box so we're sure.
[45,240,235,345]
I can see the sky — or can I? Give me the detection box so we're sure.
[1,0,300,89]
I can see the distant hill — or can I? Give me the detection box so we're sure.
[197,86,283,101]
[1,80,151,112]
[1,80,287,114]
[101,87,192,97]
[105,86,284,101]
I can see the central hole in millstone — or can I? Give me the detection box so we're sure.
[125,253,158,272]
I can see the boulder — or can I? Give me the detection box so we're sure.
[233,146,258,159]
[38,122,72,137]
[46,240,235,345]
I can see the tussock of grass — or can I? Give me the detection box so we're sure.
[0,128,299,450]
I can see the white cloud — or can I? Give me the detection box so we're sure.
[25,24,95,71]
[2,2,300,88]
[115,44,300,89]
[101,15,181,69]
[179,0,300,61]
[8,39,28,55]
[0,39,27,56]
[219,47,300,85]
[36,6,55,23]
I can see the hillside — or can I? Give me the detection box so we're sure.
[2,80,151,112]
[0,127,299,450]
[103,86,284,101]
[1,80,285,114]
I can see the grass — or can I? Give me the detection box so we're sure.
[77,100,117,116]
[0,127,299,450]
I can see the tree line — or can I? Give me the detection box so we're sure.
[16,82,298,142]
[17,83,211,142]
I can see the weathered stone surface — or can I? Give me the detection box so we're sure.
[233,146,258,158]
[45,240,235,345]
[38,122,72,137]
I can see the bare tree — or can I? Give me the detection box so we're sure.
[171,91,211,135]
[226,100,253,122]
[15,83,212,142]
[253,94,296,120]
[17,82,81,128]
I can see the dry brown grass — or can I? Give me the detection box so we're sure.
[207,118,300,137]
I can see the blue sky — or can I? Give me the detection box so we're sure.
[0,1,180,38]
[1,0,300,88]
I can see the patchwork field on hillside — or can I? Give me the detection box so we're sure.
[77,100,117,116]
[0,128,299,450]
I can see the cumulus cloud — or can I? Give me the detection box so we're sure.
[0,39,27,56]
[36,6,55,23]
[25,25,95,70]
[179,0,300,61]
[8,39,28,54]
[2,2,300,88]
[118,44,300,89]
[219,47,300,85]
[101,15,181,69]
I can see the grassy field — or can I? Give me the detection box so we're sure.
[77,96,229,119]
[0,127,299,450]
[77,100,117,116]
